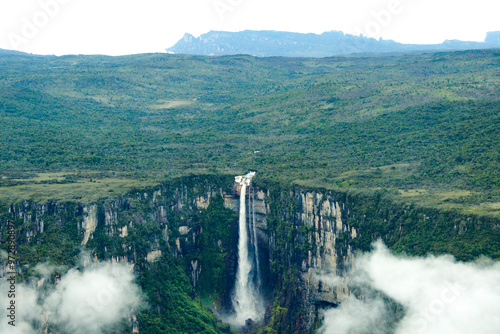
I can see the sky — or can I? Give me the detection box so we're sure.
[0,0,499,56]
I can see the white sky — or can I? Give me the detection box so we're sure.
[0,0,499,56]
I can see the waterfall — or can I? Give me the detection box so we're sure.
[232,172,264,326]
[250,183,262,291]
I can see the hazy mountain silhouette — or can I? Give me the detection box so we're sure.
[167,30,500,57]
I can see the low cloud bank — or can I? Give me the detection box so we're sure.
[1,261,143,334]
[320,241,500,334]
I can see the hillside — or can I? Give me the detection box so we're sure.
[0,49,499,217]
[0,48,32,56]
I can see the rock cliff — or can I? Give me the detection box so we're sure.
[1,175,498,333]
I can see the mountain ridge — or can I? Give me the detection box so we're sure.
[167,30,500,57]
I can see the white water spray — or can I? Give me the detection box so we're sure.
[250,183,262,291]
[232,172,264,326]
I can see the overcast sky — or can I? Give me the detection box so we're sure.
[0,0,499,56]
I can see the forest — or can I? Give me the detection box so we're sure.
[0,49,498,217]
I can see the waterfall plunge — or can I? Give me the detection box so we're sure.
[232,172,264,326]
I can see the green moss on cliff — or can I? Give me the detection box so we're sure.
[137,258,230,334]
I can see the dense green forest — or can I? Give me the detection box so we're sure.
[0,49,499,217]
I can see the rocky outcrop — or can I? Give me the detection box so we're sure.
[81,204,98,245]
[146,250,162,262]
[258,188,358,332]
[293,192,354,327]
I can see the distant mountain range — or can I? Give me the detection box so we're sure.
[167,30,500,57]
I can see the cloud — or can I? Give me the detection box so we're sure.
[33,262,67,278]
[314,272,345,287]
[321,295,391,334]
[0,283,41,334]
[1,261,143,334]
[319,240,500,334]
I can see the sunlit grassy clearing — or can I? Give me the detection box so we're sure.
[0,177,157,204]
[150,99,195,110]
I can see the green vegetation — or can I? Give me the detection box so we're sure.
[0,49,499,218]
[0,171,158,203]
[137,258,231,334]
[0,201,82,277]
[331,191,500,261]
[195,195,237,300]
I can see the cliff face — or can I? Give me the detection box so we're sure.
[289,192,355,326]
[221,183,360,332]
[1,175,499,333]
[261,188,356,333]
[257,183,500,333]
[1,175,240,333]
